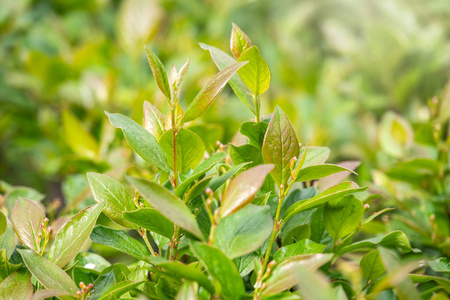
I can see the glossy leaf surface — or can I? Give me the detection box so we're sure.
[123,208,174,238]
[0,269,33,300]
[11,197,45,251]
[295,164,356,182]
[274,239,326,262]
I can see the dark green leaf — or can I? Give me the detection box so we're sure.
[274,239,326,262]
[90,225,152,263]
[143,101,166,139]
[240,121,268,149]
[145,47,171,100]
[18,249,78,295]
[323,195,364,241]
[199,43,256,114]
[160,128,205,174]
[123,208,174,238]
[262,106,300,187]
[127,176,203,239]
[237,46,271,95]
[360,249,385,281]
[49,202,105,267]
[190,242,244,300]
[230,23,252,59]
[284,182,366,223]
[296,164,357,182]
[229,144,263,169]
[87,173,135,228]
[0,269,33,300]
[89,271,116,300]
[11,197,45,251]
[220,164,273,217]
[214,204,273,259]
[105,112,169,172]
[182,62,247,123]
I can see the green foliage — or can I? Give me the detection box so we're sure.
[0,24,449,300]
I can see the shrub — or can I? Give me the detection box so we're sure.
[0,24,449,300]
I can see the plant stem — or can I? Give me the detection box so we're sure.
[141,229,158,256]
[170,103,180,260]
[254,93,260,122]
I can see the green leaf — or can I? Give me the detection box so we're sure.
[199,43,256,114]
[0,209,6,235]
[379,112,413,158]
[98,280,145,300]
[3,187,44,216]
[0,269,33,300]
[240,121,268,149]
[18,249,78,295]
[360,249,385,281]
[284,182,366,223]
[409,275,450,293]
[0,215,15,259]
[234,253,257,277]
[429,257,450,274]
[89,271,116,300]
[62,110,99,160]
[90,225,153,262]
[105,112,169,172]
[230,23,252,59]
[145,47,171,100]
[262,254,332,296]
[143,101,166,139]
[127,177,203,239]
[323,195,364,241]
[237,46,271,95]
[299,147,330,168]
[190,242,244,300]
[171,58,190,96]
[160,128,205,174]
[156,260,214,294]
[273,239,326,262]
[220,164,273,217]
[296,164,357,182]
[229,144,263,168]
[209,162,251,191]
[11,197,45,251]
[262,106,300,187]
[49,202,105,267]
[0,249,21,281]
[185,176,213,204]
[123,208,174,238]
[87,173,135,228]
[31,289,70,300]
[294,265,337,300]
[175,152,226,197]
[336,231,412,256]
[214,204,273,259]
[176,281,198,300]
[182,61,246,123]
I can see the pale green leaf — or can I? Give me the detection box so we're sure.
[145,47,171,100]
[11,197,45,251]
[237,46,271,95]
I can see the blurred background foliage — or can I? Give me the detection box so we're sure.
[1,0,449,216]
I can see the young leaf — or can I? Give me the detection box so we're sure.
[49,202,105,267]
[0,269,33,300]
[214,204,273,259]
[87,172,136,228]
[273,239,326,262]
[283,182,367,223]
[18,249,78,295]
[295,164,357,182]
[240,121,269,149]
[123,208,174,239]
[105,112,169,172]
[171,58,190,95]
[336,231,412,256]
[90,225,153,263]
[190,242,245,300]
[237,46,271,96]
[11,197,45,251]
[182,61,246,123]
[143,101,166,139]
[159,128,205,174]
[199,43,256,114]
[145,47,171,100]
[220,164,274,217]
[127,176,203,239]
[176,281,198,300]
[62,110,99,160]
[165,103,184,130]
[261,254,332,296]
[323,195,364,241]
[0,209,6,235]
[175,152,226,197]
[299,146,330,168]
[0,215,15,259]
[360,249,386,281]
[230,23,252,59]
[262,106,300,187]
